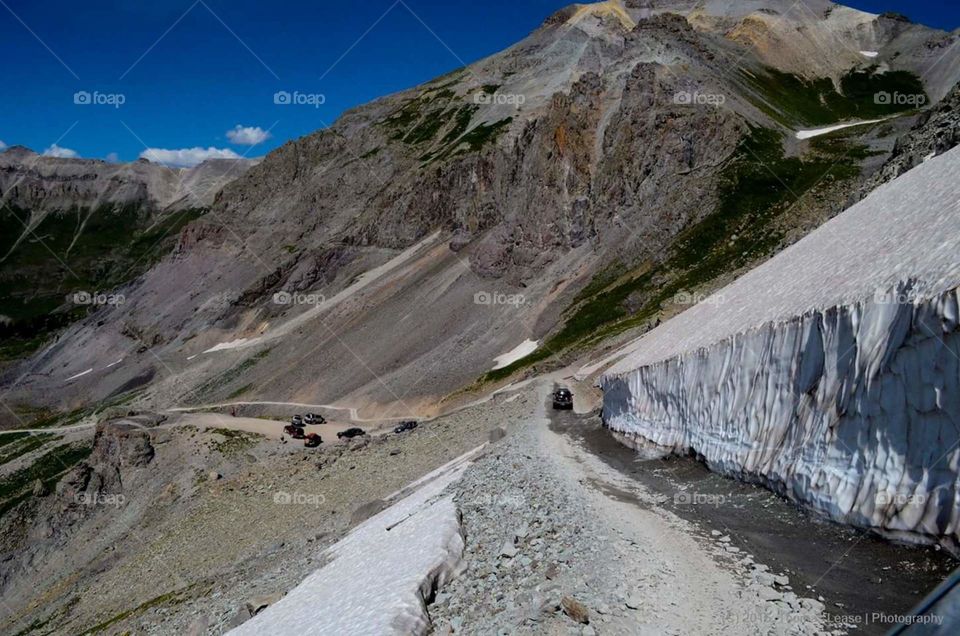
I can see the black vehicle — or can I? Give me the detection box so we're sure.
[393,420,418,434]
[552,388,573,410]
[284,424,306,439]
[304,413,326,425]
[337,427,366,439]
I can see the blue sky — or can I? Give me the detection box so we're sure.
[0,0,956,166]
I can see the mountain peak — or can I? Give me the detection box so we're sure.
[567,1,636,30]
[1,145,38,159]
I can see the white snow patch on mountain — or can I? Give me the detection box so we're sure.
[228,446,477,636]
[860,50,879,58]
[796,118,887,139]
[202,337,263,354]
[64,368,92,382]
[492,339,539,370]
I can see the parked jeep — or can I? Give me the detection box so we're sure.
[393,420,418,434]
[337,427,366,439]
[284,424,306,439]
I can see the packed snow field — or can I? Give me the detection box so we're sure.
[228,446,480,636]
[602,146,960,549]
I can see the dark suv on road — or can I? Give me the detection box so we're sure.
[337,427,366,439]
[393,420,418,434]
[552,388,573,410]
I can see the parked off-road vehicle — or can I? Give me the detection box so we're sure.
[552,388,573,410]
[337,427,365,439]
[291,415,304,426]
[284,424,306,439]
[304,433,323,448]
[393,420,418,434]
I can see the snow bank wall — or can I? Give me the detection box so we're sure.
[228,446,481,636]
[602,284,960,547]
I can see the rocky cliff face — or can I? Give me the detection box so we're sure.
[0,414,162,597]
[859,83,960,195]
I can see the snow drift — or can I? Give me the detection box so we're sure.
[227,447,481,635]
[601,146,960,549]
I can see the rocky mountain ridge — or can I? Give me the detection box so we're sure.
[0,147,258,212]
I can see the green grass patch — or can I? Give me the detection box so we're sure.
[0,441,94,517]
[0,432,32,449]
[0,204,207,362]
[81,584,206,635]
[0,433,55,465]
[207,428,263,456]
[225,383,253,400]
[381,89,457,141]
[382,83,512,163]
[741,66,927,127]
[9,404,89,430]
[191,347,272,402]
[457,118,513,153]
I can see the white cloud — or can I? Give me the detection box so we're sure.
[43,144,79,158]
[139,146,241,168]
[0,140,6,151]
[105,152,120,163]
[226,125,272,146]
